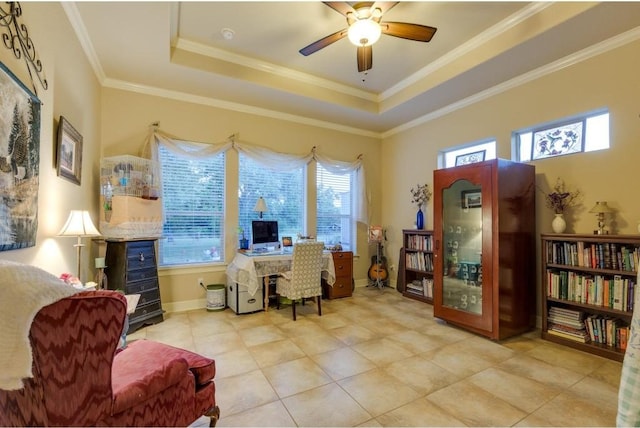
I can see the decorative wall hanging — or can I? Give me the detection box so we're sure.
[56,116,82,185]
[0,61,41,251]
[0,2,48,95]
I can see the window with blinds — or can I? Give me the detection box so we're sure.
[157,145,225,266]
[238,154,304,246]
[316,164,354,251]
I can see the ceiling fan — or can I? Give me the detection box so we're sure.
[299,2,437,73]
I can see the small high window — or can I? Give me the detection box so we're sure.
[515,110,609,162]
[441,140,497,168]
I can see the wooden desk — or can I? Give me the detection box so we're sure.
[226,251,336,310]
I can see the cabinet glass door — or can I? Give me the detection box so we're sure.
[441,179,484,315]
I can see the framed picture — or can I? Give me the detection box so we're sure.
[282,236,293,247]
[368,225,383,243]
[455,150,486,166]
[0,61,41,251]
[56,116,82,185]
[461,189,482,209]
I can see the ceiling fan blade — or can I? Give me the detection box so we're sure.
[370,2,398,20]
[322,2,356,17]
[299,28,348,56]
[381,22,437,42]
[357,45,373,72]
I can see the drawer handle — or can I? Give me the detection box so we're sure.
[139,252,145,262]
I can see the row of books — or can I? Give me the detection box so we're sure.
[405,252,434,272]
[405,234,433,252]
[406,278,434,299]
[546,269,635,312]
[547,309,630,350]
[584,314,629,349]
[545,240,639,272]
[547,306,589,343]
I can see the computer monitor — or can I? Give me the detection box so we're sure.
[251,220,279,251]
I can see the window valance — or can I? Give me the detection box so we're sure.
[141,127,368,224]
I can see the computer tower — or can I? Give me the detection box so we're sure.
[227,278,263,314]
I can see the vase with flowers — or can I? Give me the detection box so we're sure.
[543,177,582,233]
[410,183,432,230]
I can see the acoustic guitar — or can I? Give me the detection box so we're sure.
[368,241,389,283]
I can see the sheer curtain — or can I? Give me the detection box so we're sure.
[142,128,368,224]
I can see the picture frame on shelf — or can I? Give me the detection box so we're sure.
[461,189,482,209]
[56,116,83,185]
[368,225,383,243]
[455,150,485,166]
[282,236,292,247]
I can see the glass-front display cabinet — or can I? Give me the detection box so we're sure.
[433,159,536,340]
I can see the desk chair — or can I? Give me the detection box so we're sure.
[276,241,324,321]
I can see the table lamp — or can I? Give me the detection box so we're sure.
[254,197,268,219]
[588,201,613,235]
[58,210,102,281]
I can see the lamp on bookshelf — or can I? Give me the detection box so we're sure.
[589,201,613,235]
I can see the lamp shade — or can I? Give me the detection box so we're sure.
[58,210,101,237]
[588,201,613,214]
[253,197,268,218]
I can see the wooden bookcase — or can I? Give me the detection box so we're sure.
[401,229,434,304]
[541,233,636,362]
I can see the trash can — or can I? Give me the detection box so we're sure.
[206,284,226,311]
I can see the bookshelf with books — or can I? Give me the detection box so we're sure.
[401,229,434,303]
[541,233,636,361]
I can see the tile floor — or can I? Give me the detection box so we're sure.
[128,287,623,427]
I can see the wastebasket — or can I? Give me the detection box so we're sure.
[206,284,226,311]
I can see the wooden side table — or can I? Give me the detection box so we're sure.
[324,251,353,299]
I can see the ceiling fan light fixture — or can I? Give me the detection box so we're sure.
[347,19,381,47]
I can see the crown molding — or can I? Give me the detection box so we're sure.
[103,78,382,139]
[381,2,552,101]
[175,38,378,103]
[62,2,105,83]
[384,26,640,138]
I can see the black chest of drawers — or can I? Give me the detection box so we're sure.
[105,239,164,333]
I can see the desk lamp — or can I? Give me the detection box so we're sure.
[58,210,101,281]
[589,201,613,235]
[254,197,268,219]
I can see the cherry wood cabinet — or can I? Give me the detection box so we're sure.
[433,159,536,340]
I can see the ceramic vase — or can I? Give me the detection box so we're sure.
[416,205,424,230]
[552,213,566,233]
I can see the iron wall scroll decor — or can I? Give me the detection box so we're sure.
[0,61,41,251]
[0,2,48,96]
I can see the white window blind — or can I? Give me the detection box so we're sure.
[317,164,353,250]
[238,154,304,245]
[158,145,225,266]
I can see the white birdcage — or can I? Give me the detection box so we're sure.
[99,155,163,239]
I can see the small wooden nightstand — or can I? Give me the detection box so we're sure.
[324,251,353,299]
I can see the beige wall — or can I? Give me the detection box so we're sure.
[382,39,640,318]
[0,3,102,282]
[100,88,381,311]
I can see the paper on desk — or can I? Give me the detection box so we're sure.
[125,294,141,314]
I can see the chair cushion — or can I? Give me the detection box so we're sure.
[124,340,216,386]
[111,350,188,414]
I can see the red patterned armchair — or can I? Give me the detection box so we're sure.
[0,290,220,427]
